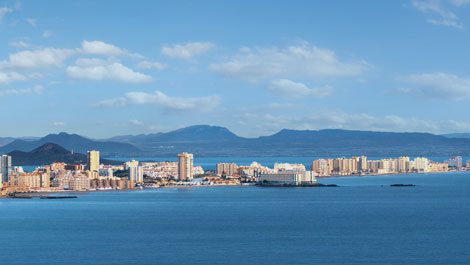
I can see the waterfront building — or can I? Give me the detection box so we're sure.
[8,172,50,190]
[412,157,429,172]
[445,156,463,168]
[311,159,331,176]
[274,163,306,172]
[216,163,238,177]
[258,171,317,185]
[467,160,470,168]
[398,157,410,173]
[178,152,193,181]
[129,165,143,183]
[87,150,100,172]
[359,156,368,171]
[0,155,12,184]
[124,160,139,170]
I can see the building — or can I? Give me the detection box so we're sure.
[445,156,463,168]
[129,165,143,183]
[0,155,12,184]
[178,152,193,181]
[398,157,410,173]
[87,150,100,172]
[274,163,306,172]
[8,172,50,190]
[258,171,317,185]
[311,159,331,176]
[216,163,238,177]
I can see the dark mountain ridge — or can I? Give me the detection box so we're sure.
[0,132,141,156]
[7,143,122,166]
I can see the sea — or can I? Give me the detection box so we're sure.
[1,171,469,264]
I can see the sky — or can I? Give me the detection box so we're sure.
[1,0,470,138]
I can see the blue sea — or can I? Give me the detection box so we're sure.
[1,172,470,264]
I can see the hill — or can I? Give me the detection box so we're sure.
[0,132,141,156]
[105,126,470,157]
[7,143,122,166]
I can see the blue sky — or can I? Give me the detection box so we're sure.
[1,0,470,138]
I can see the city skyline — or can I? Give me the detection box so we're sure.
[2,1,470,138]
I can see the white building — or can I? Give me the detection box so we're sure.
[258,171,317,185]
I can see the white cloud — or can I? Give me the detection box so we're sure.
[412,0,464,28]
[0,7,12,23]
[128,119,143,126]
[66,61,153,83]
[209,42,368,83]
[42,31,52,38]
[267,79,333,99]
[243,110,470,134]
[0,71,27,86]
[137,61,167,71]
[0,48,76,70]
[0,85,42,96]
[80,40,143,58]
[398,72,470,100]
[9,41,31,48]
[81,40,124,56]
[97,90,220,113]
[161,42,215,59]
[52,121,65,127]
[26,18,37,27]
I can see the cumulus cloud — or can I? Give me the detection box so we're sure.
[398,72,470,100]
[0,48,76,70]
[0,7,12,23]
[137,61,167,71]
[161,42,215,59]
[412,0,464,28]
[80,40,143,58]
[97,90,220,113]
[0,85,42,96]
[66,60,153,83]
[209,42,368,83]
[243,110,470,134]
[0,71,27,86]
[81,40,124,56]
[267,79,333,99]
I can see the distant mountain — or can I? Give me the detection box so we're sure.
[105,126,470,157]
[0,132,141,156]
[0,137,16,147]
[442,133,470,139]
[7,143,122,166]
[4,126,470,158]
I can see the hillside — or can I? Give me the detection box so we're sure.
[7,143,122,166]
[0,132,141,156]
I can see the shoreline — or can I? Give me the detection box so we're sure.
[2,170,467,198]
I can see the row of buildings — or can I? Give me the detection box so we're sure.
[311,156,452,176]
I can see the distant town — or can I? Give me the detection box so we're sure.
[0,152,469,197]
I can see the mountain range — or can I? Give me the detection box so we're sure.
[8,143,122,166]
[2,125,470,157]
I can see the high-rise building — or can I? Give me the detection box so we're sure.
[216,163,238,177]
[129,166,143,183]
[359,156,368,171]
[1,155,12,183]
[87,150,100,172]
[398,157,410,173]
[178,152,193,181]
[445,156,463,168]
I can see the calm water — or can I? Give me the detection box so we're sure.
[1,172,470,264]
